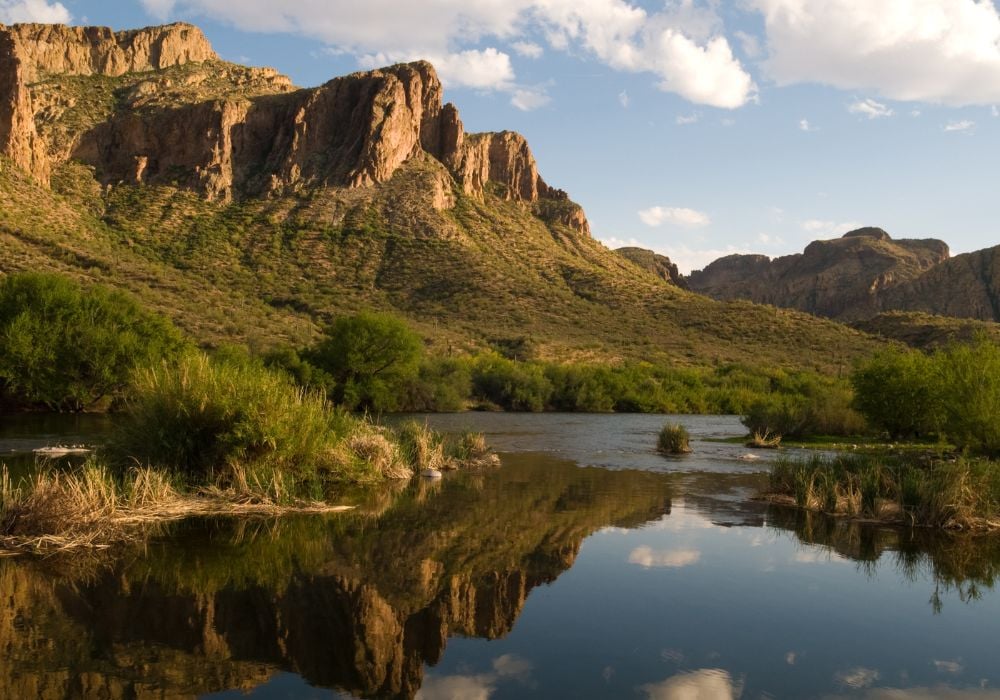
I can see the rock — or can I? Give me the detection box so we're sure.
[687,228,949,321]
[881,245,1000,322]
[0,29,49,183]
[2,22,217,81]
[615,247,688,288]
[421,468,443,478]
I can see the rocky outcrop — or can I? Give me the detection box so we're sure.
[0,29,48,182]
[0,21,587,230]
[615,246,688,288]
[687,227,950,320]
[2,22,217,80]
[881,245,1000,322]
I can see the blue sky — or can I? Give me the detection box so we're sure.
[4,0,1000,273]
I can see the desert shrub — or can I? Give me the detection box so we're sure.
[401,357,473,411]
[657,423,692,454]
[306,311,423,411]
[851,347,942,440]
[263,346,336,395]
[0,273,187,410]
[108,352,355,483]
[743,372,866,438]
[471,355,553,411]
[935,339,1000,456]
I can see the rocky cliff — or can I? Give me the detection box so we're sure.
[881,245,1000,321]
[615,246,687,288]
[0,21,589,231]
[687,227,950,321]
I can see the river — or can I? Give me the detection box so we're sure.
[1,413,998,699]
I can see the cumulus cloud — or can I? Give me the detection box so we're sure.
[639,206,710,227]
[511,40,543,58]
[676,113,699,125]
[848,98,894,119]
[510,86,550,111]
[799,118,817,131]
[629,546,701,568]
[0,0,70,22]
[750,0,1000,106]
[944,119,975,132]
[141,0,755,107]
[800,219,863,237]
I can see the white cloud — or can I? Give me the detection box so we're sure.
[510,86,550,111]
[628,546,701,568]
[751,0,1000,106]
[944,119,975,132]
[642,669,737,700]
[800,219,864,237]
[511,40,543,58]
[0,0,70,22]
[144,0,755,108]
[639,206,710,228]
[598,238,750,275]
[676,113,699,125]
[359,47,514,90]
[619,89,630,108]
[799,118,818,131]
[992,105,1000,117]
[734,29,761,58]
[848,98,894,119]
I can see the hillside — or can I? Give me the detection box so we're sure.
[615,247,687,288]
[881,245,1000,322]
[686,227,950,321]
[0,21,885,373]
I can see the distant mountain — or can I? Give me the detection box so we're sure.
[687,227,950,321]
[0,21,885,372]
[614,247,687,288]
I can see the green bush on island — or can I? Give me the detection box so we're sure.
[0,273,188,411]
[657,423,692,455]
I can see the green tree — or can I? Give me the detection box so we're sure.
[306,311,423,411]
[851,347,941,440]
[0,273,188,410]
[935,338,1000,456]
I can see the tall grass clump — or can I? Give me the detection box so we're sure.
[109,353,356,487]
[657,423,692,455]
[767,453,1000,529]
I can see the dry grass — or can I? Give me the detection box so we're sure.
[746,430,782,449]
[0,463,353,554]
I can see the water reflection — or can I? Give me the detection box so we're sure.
[0,454,672,699]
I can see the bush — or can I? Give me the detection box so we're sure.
[306,311,423,411]
[108,353,355,484]
[471,355,553,411]
[0,273,187,410]
[657,423,692,454]
[851,347,941,440]
[935,340,1000,456]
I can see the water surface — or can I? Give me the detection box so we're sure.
[3,413,999,699]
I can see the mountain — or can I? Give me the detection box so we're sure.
[0,22,884,372]
[686,227,950,321]
[614,247,687,288]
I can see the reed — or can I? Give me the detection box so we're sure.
[657,423,692,455]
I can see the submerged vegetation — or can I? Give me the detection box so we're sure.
[766,453,1000,530]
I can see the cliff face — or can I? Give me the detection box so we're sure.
[2,22,217,80]
[687,227,950,321]
[881,245,1000,322]
[0,21,588,231]
[615,247,687,288]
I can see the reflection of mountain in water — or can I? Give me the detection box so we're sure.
[0,454,672,699]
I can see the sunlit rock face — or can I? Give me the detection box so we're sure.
[0,22,590,232]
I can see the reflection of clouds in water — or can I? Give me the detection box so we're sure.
[934,660,965,675]
[661,648,687,664]
[641,669,738,700]
[786,651,798,666]
[629,546,701,568]
[828,688,1000,699]
[417,654,532,700]
[835,667,880,689]
[793,548,848,565]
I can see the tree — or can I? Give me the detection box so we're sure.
[851,347,941,440]
[0,273,188,410]
[306,311,423,411]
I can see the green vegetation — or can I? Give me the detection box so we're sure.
[741,371,866,439]
[852,338,1000,455]
[657,423,692,455]
[767,453,1000,530]
[0,273,187,411]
